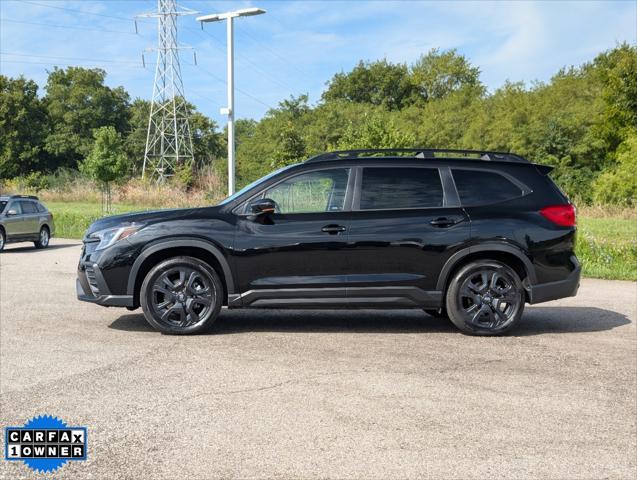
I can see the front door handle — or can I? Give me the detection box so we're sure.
[321,224,346,235]
[429,217,460,228]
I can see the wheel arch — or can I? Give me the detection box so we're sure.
[127,239,235,307]
[436,243,536,295]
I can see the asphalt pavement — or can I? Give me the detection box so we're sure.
[0,239,635,479]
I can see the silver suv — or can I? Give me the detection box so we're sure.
[0,195,55,251]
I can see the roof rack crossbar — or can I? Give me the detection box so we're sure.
[8,194,39,200]
[305,148,528,164]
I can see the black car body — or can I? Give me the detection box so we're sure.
[77,149,580,335]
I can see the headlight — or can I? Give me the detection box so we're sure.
[89,224,143,251]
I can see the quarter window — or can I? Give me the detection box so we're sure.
[360,167,444,210]
[263,168,350,214]
[452,169,523,205]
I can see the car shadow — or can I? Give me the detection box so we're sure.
[2,243,78,253]
[109,306,631,336]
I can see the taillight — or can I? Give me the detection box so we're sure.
[540,204,576,227]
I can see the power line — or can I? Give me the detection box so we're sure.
[20,0,150,23]
[0,18,139,35]
[0,59,141,69]
[1,52,140,65]
[189,25,298,95]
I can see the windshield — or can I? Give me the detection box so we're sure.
[217,164,297,205]
[0,201,7,214]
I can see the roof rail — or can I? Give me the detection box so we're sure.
[305,148,529,164]
[9,194,39,200]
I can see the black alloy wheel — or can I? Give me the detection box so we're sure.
[34,226,50,249]
[446,260,525,335]
[140,256,222,334]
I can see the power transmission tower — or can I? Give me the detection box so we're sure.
[139,0,196,182]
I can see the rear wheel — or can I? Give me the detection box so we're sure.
[446,260,525,335]
[140,256,222,334]
[34,226,49,249]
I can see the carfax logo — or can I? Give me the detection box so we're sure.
[4,415,87,474]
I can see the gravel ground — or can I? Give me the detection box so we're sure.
[1,239,635,479]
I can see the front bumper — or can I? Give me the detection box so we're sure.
[527,256,581,304]
[77,259,133,307]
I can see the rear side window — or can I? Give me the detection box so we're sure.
[36,202,47,213]
[452,169,523,205]
[20,201,37,214]
[360,168,443,210]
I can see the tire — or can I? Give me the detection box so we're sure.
[445,260,525,336]
[0,228,5,252]
[140,256,223,334]
[34,226,50,249]
[424,308,448,318]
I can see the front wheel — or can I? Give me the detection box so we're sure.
[140,256,223,334]
[0,229,5,252]
[34,226,50,249]
[446,260,525,336]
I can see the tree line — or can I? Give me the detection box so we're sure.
[1,44,635,205]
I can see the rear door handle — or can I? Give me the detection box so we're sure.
[321,224,346,235]
[429,217,460,228]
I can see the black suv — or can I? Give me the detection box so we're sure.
[76,148,580,335]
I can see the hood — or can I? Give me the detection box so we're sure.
[84,207,218,237]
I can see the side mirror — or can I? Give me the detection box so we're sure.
[249,198,276,215]
[6,209,17,216]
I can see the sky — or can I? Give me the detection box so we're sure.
[1,0,635,127]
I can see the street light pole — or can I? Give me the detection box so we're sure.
[196,7,266,196]
[226,16,235,195]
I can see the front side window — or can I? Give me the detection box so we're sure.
[360,167,444,210]
[452,169,523,205]
[8,202,22,215]
[263,168,350,214]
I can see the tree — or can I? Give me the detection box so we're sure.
[80,126,130,213]
[410,48,484,102]
[0,75,47,178]
[322,60,417,110]
[593,131,637,206]
[44,67,130,170]
[336,111,415,150]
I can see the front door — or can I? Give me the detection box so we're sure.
[233,167,353,307]
[345,166,470,306]
[3,201,24,238]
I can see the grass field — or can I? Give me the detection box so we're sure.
[44,201,636,281]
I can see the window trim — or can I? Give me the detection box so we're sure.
[450,167,532,207]
[233,165,355,216]
[351,165,453,212]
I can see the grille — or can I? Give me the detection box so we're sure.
[85,267,100,296]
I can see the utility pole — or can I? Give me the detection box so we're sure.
[196,8,265,195]
[139,0,197,183]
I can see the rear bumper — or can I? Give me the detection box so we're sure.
[527,256,581,304]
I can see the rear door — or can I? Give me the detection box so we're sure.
[19,200,39,236]
[345,165,470,304]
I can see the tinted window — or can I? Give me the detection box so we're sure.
[36,202,47,213]
[20,201,37,214]
[264,168,350,213]
[360,168,443,210]
[452,169,523,205]
[0,201,6,214]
